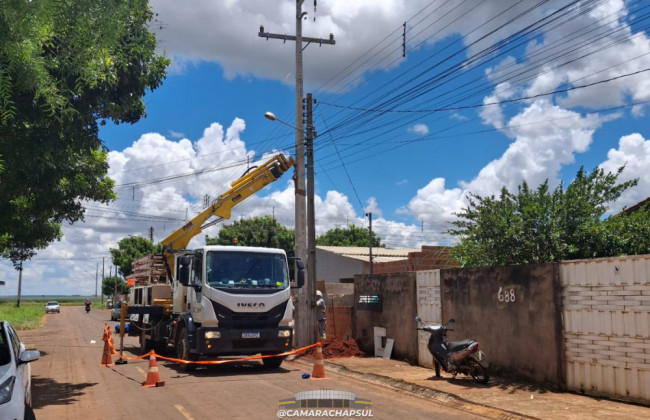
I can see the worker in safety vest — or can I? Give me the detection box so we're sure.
[316,290,326,340]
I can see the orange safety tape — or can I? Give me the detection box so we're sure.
[113,342,322,365]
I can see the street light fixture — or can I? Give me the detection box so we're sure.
[264,112,294,129]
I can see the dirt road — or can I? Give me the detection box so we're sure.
[21,306,486,420]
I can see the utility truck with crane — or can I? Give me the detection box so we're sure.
[126,154,303,369]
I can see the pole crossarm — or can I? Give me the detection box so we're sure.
[258,26,336,46]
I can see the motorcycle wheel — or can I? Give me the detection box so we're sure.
[469,359,489,384]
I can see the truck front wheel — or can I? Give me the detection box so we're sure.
[176,327,196,371]
[262,353,283,369]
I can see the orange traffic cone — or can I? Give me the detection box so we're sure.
[310,343,327,380]
[142,354,165,388]
[107,329,117,355]
[100,329,113,366]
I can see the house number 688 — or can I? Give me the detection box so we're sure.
[498,287,516,303]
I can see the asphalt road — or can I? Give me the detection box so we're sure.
[21,307,486,420]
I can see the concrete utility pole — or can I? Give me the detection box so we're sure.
[101,257,105,305]
[367,212,374,274]
[306,93,316,345]
[258,1,335,348]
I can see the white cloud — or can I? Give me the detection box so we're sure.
[1,119,290,296]
[408,123,429,135]
[405,99,605,233]
[168,130,185,139]
[469,100,601,196]
[149,1,574,90]
[520,0,650,112]
[364,197,382,218]
[406,177,465,231]
[599,133,650,212]
[480,81,516,130]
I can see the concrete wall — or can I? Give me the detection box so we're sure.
[316,248,366,282]
[440,264,564,385]
[353,273,418,361]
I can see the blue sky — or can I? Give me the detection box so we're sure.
[3,0,650,296]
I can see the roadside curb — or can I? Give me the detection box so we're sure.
[291,357,540,420]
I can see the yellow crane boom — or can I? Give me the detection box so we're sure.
[160,153,295,274]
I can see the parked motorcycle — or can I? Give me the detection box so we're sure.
[415,316,489,384]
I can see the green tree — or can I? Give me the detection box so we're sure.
[205,216,295,259]
[102,275,128,299]
[596,203,650,256]
[448,166,639,267]
[109,236,158,277]
[0,0,169,256]
[316,224,384,247]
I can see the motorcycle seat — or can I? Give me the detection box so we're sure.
[448,339,474,352]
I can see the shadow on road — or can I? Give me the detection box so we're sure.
[165,360,294,378]
[425,373,551,394]
[426,374,493,388]
[31,376,97,409]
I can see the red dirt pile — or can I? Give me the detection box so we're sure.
[303,336,365,359]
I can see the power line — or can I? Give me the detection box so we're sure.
[317,67,650,114]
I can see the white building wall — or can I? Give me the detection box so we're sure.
[315,248,366,282]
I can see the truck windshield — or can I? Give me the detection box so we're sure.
[206,251,289,290]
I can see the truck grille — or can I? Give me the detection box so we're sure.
[232,339,264,349]
[212,301,288,329]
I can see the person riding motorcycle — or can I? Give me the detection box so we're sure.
[84,299,91,313]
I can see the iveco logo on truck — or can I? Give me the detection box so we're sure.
[237,302,265,308]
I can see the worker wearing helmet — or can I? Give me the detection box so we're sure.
[316,290,326,340]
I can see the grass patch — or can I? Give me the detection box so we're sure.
[0,302,46,330]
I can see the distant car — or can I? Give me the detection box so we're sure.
[111,302,123,321]
[44,301,60,314]
[0,321,40,420]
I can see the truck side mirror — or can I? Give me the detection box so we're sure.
[178,255,191,286]
[289,258,305,288]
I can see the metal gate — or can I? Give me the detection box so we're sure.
[415,270,442,367]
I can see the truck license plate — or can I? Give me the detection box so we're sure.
[242,331,260,339]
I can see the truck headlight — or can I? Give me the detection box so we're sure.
[278,330,291,338]
[205,331,220,339]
